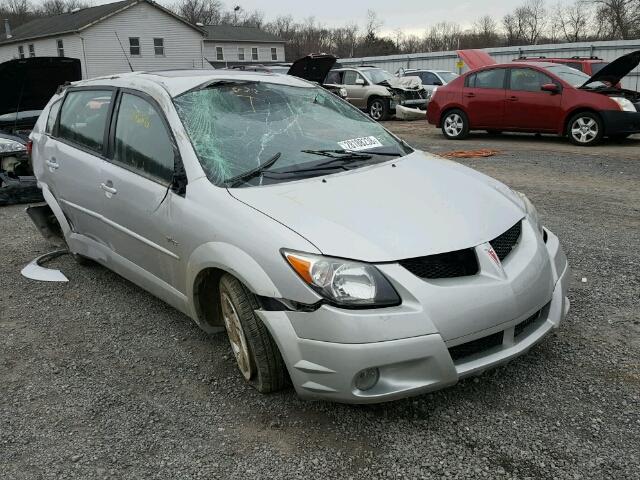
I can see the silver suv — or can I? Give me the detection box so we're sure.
[30,70,570,403]
[325,66,428,120]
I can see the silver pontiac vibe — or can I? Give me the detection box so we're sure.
[29,70,570,403]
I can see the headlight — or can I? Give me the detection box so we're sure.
[0,138,27,153]
[282,250,400,307]
[610,97,636,112]
[515,191,543,234]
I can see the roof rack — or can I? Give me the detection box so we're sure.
[569,55,602,60]
[517,55,547,59]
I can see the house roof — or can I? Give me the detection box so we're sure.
[203,25,285,43]
[0,0,204,46]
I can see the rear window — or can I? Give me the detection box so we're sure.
[590,62,609,74]
[58,90,112,153]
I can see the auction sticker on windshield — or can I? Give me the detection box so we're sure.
[338,136,383,151]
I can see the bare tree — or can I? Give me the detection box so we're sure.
[473,15,500,47]
[173,0,223,25]
[592,0,640,39]
[555,1,591,42]
[39,0,88,15]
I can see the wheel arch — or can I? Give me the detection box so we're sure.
[440,105,468,127]
[562,107,601,135]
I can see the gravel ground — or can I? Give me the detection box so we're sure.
[1,124,639,479]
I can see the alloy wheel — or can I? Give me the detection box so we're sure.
[570,117,598,144]
[220,291,253,380]
[370,100,383,120]
[444,113,464,137]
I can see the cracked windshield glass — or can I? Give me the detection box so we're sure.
[174,82,408,187]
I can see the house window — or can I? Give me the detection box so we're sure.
[129,37,140,56]
[17,45,24,59]
[57,39,64,57]
[271,47,277,61]
[216,46,223,61]
[28,44,35,57]
[251,47,258,61]
[153,38,164,56]
[237,47,244,61]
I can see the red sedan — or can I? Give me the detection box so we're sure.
[427,51,640,146]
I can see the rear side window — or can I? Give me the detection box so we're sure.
[46,100,61,134]
[419,72,440,85]
[509,68,554,92]
[112,93,174,183]
[564,62,583,71]
[467,68,506,89]
[58,90,112,153]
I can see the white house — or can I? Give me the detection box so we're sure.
[0,0,207,78]
[202,25,286,68]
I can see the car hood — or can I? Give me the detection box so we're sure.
[228,151,525,262]
[378,76,424,91]
[456,49,497,70]
[287,54,337,84]
[581,50,640,87]
[0,57,81,116]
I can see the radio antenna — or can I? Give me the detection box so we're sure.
[114,31,134,72]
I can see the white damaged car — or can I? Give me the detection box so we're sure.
[29,70,570,403]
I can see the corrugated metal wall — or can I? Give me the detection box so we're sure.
[339,39,640,89]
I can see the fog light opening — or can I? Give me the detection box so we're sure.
[354,367,379,391]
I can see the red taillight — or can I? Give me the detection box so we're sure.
[26,140,33,157]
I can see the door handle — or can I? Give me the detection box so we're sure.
[100,182,117,195]
[464,93,475,98]
[508,96,518,101]
[46,158,59,170]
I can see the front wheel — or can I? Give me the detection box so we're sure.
[218,274,287,393]
[368,98,390,121]
[441,109,469,139]
[567,112,603,146]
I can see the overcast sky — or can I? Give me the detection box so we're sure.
[84,0,525,36]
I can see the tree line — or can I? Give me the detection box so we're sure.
[1,0,638,60]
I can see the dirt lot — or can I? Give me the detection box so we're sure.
[1,124,639,480]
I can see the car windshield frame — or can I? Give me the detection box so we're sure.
[543,64,607,88]
[173,80,411,188]
[361,68,395,84]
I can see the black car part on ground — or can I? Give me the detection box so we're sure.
[0,57,81,206]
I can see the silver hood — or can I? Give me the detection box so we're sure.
[229,152,525,262]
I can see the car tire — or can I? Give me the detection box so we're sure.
[441,109,469,140]
[368,98,390,121]
[567,112,603,146]
[218,274,287,393]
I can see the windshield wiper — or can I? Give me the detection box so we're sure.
[301,149,372,160]
[224,152,282,187]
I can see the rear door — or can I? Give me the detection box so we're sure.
[462,68,507,128]
[45,88,114,241]
[98,90,183,289]
[504,67,562,131]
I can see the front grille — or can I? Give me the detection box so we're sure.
[448,331,503,361]
[490,221,522,261]
[514,308,543,337]
[399,248,478,279]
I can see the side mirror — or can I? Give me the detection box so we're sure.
[541,83,560,94]
[355,78,365,86]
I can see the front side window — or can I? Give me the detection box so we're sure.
[251,47,258,60]
[216,46,223,60]
[28,44,35,57]
[129,37,140,56]
[46,99,61,134]
[174,82,408,187]
[325,71,342,84]
[18,45,24,59]
[343,71,364,85]
[56,39,64,57]
[58,90,113,153]
[509,68,554,92]
[238,47,245,60]
[153,38,164,56]
[419,72,440,85]
[467,68,506,89]
[271,47,277,61]
[113,93,174,183]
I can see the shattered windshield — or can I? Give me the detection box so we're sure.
[545,65,606,88]
[362,69,394,84]
[174,82,406,187]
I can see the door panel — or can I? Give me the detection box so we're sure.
[463,68,507,128]
[342,70,367,108]
[505,68,563,131]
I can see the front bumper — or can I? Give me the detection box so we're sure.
[259,226,570,403]
[600,110,640,136]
